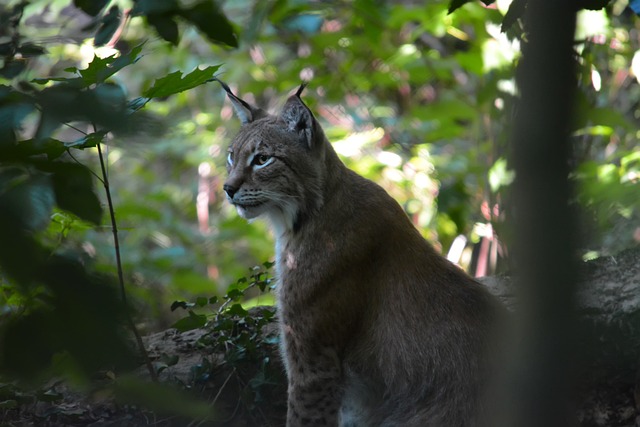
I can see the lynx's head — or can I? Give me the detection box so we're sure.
[218,80,332,235]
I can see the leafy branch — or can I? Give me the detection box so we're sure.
[170,262,278,422]
[0,29,222,381]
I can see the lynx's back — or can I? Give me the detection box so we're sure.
[220,81,502,427]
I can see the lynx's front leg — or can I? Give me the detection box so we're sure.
[282,323,343,427]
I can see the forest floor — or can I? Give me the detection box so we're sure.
[0,310,287,427]
[1,322,637,426]
[2,246,640,426]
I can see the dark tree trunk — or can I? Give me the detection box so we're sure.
[504,0,580,425]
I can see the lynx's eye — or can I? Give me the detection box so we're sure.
[227,152,233,166]
[253,154,273,168]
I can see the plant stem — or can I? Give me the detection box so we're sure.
[96,141,158,382]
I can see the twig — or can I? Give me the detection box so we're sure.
[189,367,237,427]
[65,149,104,184]
[95,138,158,382]
[210,367,236,407]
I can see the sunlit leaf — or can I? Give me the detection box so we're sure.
[143,65,221,99]
[79,44,144,86]
[488,158,515,192]
[227,303,248,317]
[64,131,108,149]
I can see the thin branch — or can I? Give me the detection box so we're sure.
[61,122,89,136]
[189,367,237,427]
[95,137,158,382]
[65,149,104,184]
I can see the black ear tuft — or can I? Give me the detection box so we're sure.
[295,81,308,98]
[213,77,264,125]
[281,85,315,149]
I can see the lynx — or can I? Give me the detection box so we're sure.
[218,80,501,427]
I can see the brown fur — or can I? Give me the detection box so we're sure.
[220,82,501,427]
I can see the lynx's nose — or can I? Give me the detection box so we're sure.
[223,183,238,199]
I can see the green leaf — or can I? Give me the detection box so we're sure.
[143,65,221,99]
[179,2,238,47]
[0,89,36,136]
[94,6,121,47]
[79,44,144,86]
[16,43,46,58]
[78,55,115,84]
[501,0,527,32]
[585,107,633,130]
[0,59,26,79]
[172,310,207,332]
[31,76,81,85]
[195,296,208,307]
[46,163,103,225]
[488,157,515,192]
[170,300,194,311]
[147,13,179,45]
[448,0,495,14]
[448,0,471,14]
[64,131,108,149]
[226,303,248,317]
[127,96,150,112]
[226,288,244,299]
[131,0,179,15]
[13,138,67,160]
[0,170,55,232]
[74,0,109,16]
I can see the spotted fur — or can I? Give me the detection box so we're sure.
[220,82,502,427]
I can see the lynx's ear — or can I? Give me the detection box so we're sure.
[280,83,316,149]
[214,78,264,125]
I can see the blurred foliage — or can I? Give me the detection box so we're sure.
[0,0,638,391]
